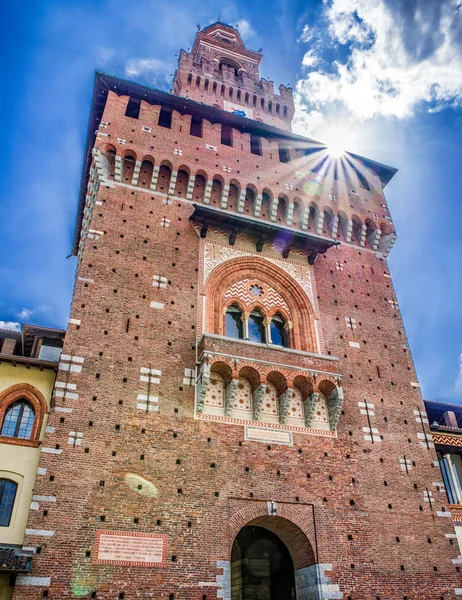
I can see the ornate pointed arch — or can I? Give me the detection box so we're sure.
[205,256,317,351]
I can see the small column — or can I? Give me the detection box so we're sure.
[254,193,263,217]
[243,314,249,341]
[315,212,323,235]
[168,170,178,196]
[186,174,196,200]
[371,229,382,251]
[269,197,278,222]
[131,160,142,186]
[346,219,353,242]
[237,189,246,213]
[301,206,309,231]
[445,454,462,504]
[114,156,123,182]
[285,202,294,226]
[264,318,272,344]
[203,180,213,205]
[359,224,367,247]
[221,184,230,209]
[150,165,160,191]
[331,215,339,238]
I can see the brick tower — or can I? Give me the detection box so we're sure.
[14,22,462,600]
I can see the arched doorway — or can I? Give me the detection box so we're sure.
[231,525,296,599]
[230,515,317,600]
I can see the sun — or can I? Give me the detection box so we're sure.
[319,121,361,158]
[326,141,345,158]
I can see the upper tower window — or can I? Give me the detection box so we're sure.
[250,135,262,156]
[221,125,233,147]
[158,107,172,129]
[125,98,140,119]
[278,143,290,163]
[190,116,203,137]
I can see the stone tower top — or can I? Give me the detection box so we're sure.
[172,22,295,131]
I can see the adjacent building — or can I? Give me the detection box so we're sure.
[0,324,63,600]
[425,400,462,555]
[7,22,462,600]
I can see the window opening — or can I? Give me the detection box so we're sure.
[248,310,266,344]
[226,305,243,339]
[0,480,17,527]
[250,134,262,156]
[125,98,141,119]
[190,116,203,138]
[1,400,35,439]
[158,107,172,129]
[278,144,290,163]
[221,125,233,147]
[270,314,288,347]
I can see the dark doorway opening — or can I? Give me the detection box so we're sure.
[231,525,296,599]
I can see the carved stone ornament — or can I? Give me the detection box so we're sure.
[252,384,267,421]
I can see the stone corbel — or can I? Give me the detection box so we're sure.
[327,386,344,431]
[304,393,319,428]
[196,360,211,413]
[278,389,292,424]
[225,380,238,416]
[252,384,267,421]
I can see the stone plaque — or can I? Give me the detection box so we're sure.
[93,530,168,567]
[244,426,293,446]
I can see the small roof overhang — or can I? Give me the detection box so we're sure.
[189,203,337,263]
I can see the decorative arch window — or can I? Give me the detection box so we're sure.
[226,305,243,339]
[270,314,288,347]
[248,309,266,344]
[1,400,35,439]
[0,480,17,527]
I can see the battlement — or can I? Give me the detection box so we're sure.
[76,82,396,264]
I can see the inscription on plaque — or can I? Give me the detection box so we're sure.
[244,426,293,446]
[93,530,168,567]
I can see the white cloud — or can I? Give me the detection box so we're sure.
[296,0,462,121]
[17,308,33,320]
[124,58,171,80]
[301,50,318,68]
[298,24,313,43]
[0,321,21,332]
[236,19,256,42]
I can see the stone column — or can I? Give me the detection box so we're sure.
[114,155,123,182]
[221,184,230,209]
[237,189,246,213]
[150,165,160,191]
[186,175,196,200]
[203,180,213,204]
[131,160,142,186]
[254,193,262,217]
[168,170,178,196]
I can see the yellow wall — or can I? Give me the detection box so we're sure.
[0,363,56,545]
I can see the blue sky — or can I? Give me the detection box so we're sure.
[1,0,462,403]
